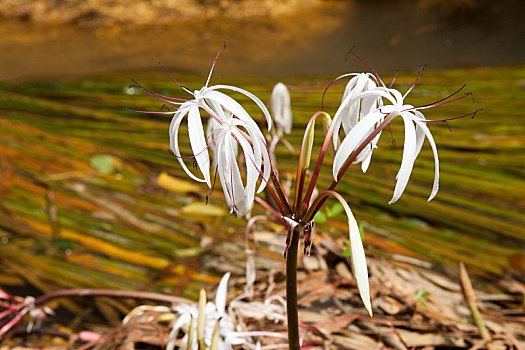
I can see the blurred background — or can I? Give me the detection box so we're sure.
[0,0,524,339]
[1,0,525,81]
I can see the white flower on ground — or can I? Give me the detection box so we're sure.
[270,82,292,136]
[167,273,249,350]
[332,86,439,204]
[332,73,382,172]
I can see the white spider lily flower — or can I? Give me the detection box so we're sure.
[333,86,439,204]
[332,73,382,172]
[133,53,273,217]
[167,273,250,350]
[169,83,272,189]
[270,82,292,136]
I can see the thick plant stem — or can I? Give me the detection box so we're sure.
[286,226,301,350]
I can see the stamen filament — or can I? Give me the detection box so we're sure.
[205,39,228,88]
[158,62,194,95]
[348,47,385,87]
[403,64,426,99]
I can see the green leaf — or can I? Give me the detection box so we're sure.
[89,154,120,174]
[328,202,344,217]
[359,224,365,241]
[313,211,326,223]
[416,290,429,308]
[342,246,351,257]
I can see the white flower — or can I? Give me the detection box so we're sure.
[169,81,272,188]
[332,73,382,172]
[332,86,439,204]
[159,55,273,216]
[167,273,249,350]
[270,82,292,136]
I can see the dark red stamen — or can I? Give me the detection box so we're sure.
[130,79,189,105]
[158,62,193,94]
[206,164,219,202]
[389,71,399,88]
[123,107,177,115]
[414,84,466,109]
[413,92,474,111]
[403,64,426,98]
[321,74,350,110]
[388,124,396,148]
[421,108,482,124]
[348,47,385,87]
[205,39,228,88]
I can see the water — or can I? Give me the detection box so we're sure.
[1,0,524,81]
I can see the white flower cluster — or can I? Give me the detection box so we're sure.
[331,73,439,204]
[167,70,438,217]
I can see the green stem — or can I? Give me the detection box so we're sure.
[286,226,301,350]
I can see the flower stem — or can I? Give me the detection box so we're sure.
[303,114,396,223]
[286,226,301,350]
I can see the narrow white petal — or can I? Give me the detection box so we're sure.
[210,85,273,130]
[232,128,258,210]
[227,137,247,215]
[204,90,260,131]
[215,272,231,316]
[188,106,211,187]
[204,98,228,121]
[340,199,372,316]
[333,111,385,180]
[332,88,392,147]
[169,106,207,184]
[217,135,233,208]
[389,113,417,204]
[418,122,440,200]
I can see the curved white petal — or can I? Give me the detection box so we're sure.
[234,121,271,193]
[340,199,372,316]
[188,106,211,187]
[332,88,391,147]
[203,90,260,131]
[169,106,208,184]
[389,113,417,204]
[215,272,231,316]
[232,128,258,213]
[210,85,273,130]
[417,121,440,201]
[333,110,385,180]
